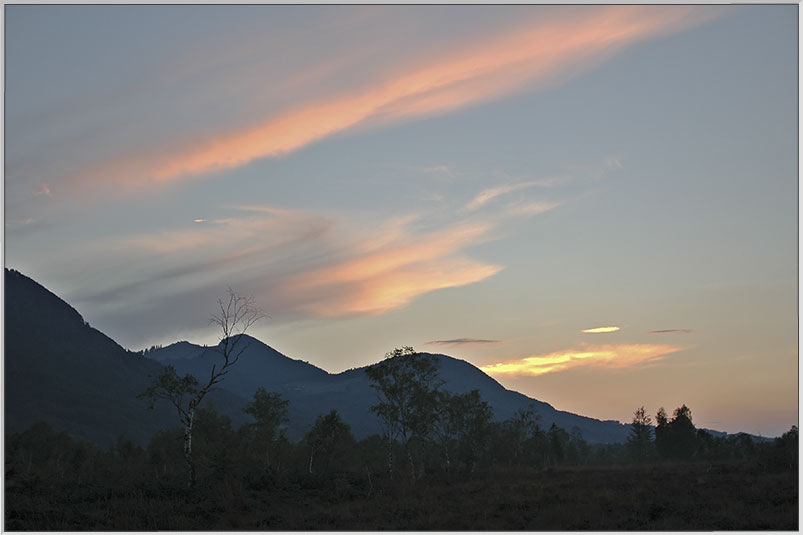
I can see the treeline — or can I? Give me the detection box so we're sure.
[6,350,797,495]
[626,404,798,469]
[5,405,797,497]
[5,402,594,492]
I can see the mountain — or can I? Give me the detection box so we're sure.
[5,267,630,445]
[4,268,249,446]
[148,337,330,392]
[148,338,632,443]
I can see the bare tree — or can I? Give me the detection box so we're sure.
[140,288,263,488]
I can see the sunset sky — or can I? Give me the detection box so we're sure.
[5,5,797,437]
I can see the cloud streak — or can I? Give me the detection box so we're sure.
[650,329,694,334]
[75,205,504,327]
[34,184,51,197]
[425,338,502,347]
[480,343,684,377]
[76,5,713,190]
[280,220,501,316]
[582,326,621,334]
[465,181,562,211]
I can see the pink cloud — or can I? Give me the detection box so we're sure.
[281,221,502,316]
[74,5,715,191]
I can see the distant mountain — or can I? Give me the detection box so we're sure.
[148,337,330,392]
[148,337,632,443]
[4,268,249,446]
[8,267,722,447]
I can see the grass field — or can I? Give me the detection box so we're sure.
[6,460,797,530]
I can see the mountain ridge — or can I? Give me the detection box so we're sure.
[145,335,633,443]
[4,268,251,445]
[5,268,753,446]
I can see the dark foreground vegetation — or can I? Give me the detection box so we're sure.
[6,414,797,530]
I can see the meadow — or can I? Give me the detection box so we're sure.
[5,416,797,531]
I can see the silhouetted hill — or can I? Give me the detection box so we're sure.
[148,339,632,442]
[4,268,249,446]
[7,268,751,446]
[148,336,331,438]
[302,353,631,442]
[149,336,329,391]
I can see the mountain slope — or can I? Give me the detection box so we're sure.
[6,268,631,445]
[4,268,249,446]
[148,336,329,393]
[150,339,631,442]
[266,353,630,442]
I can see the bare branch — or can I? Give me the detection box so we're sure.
[139,287,264,488]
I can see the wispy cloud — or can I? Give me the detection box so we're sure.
[461,153,619,217]
[506,201,561,217]
[125,209,331,255]
[75,5,713,191]
[650,329,695,334]
[480,343,683,377]
[466,181,548,211]
[75,206,503,329]
[5,217,35,228]
[280,220,501,316]
[33,184,51,197]
[416,164,462,180]
[425,338,502,347]
[582,326,621,334]
[422,192,445,202]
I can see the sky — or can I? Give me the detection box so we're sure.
[4,5,798,437]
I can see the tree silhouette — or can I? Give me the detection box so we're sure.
[654,407,671,459]
[627,406,653,462]
[771,425,798,471]
[669,405,697,460]
[501,405,541,465]
[432,389,493,473]
[305,409,354,474]
[654,404,698,460]
[243,387,289,470]
[365,347,443,481]
[139,288,263,488]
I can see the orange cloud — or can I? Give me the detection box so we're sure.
[294,258,501,317]
[480,343,683,377]
[282,220,501,316]
[582,326,621,334]
[79,5,714,190]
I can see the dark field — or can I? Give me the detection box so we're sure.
[6,460,797,530]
